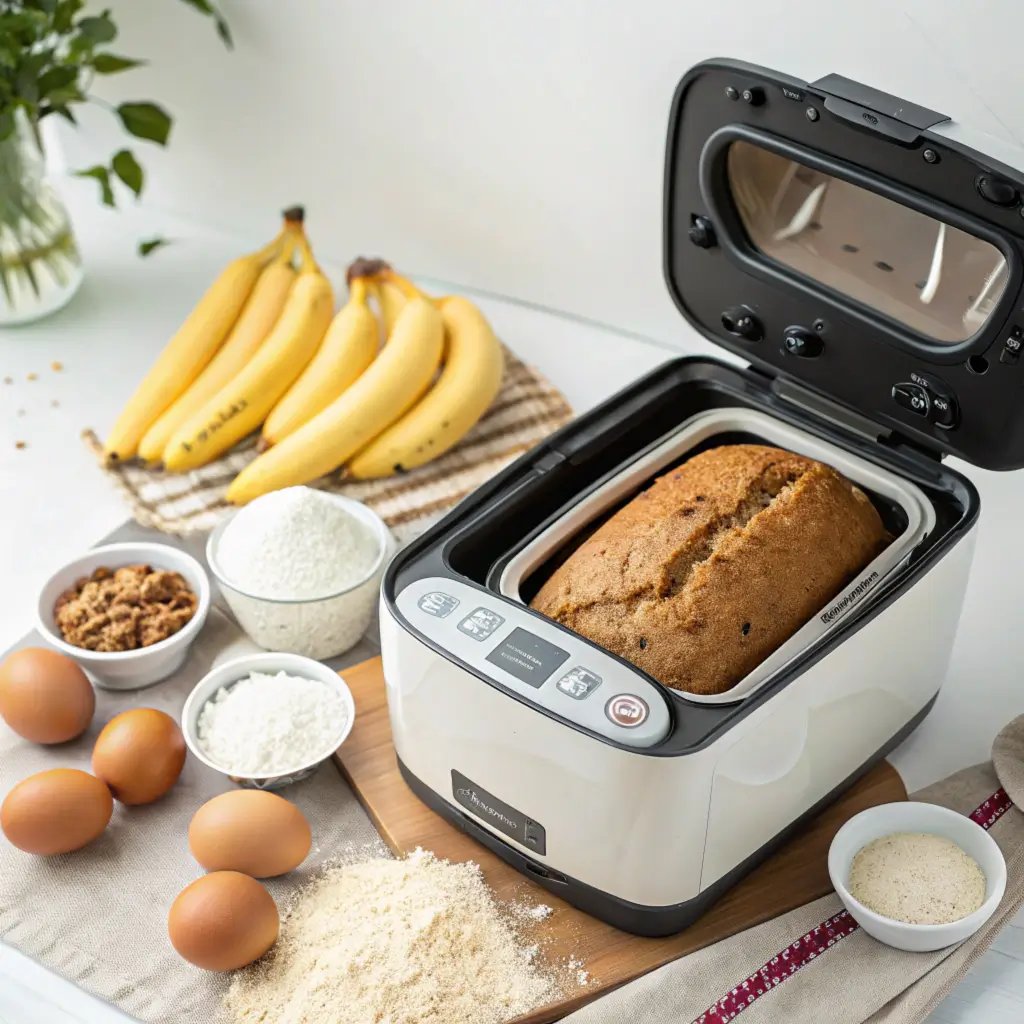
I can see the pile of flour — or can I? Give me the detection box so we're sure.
[224,849,558,1024]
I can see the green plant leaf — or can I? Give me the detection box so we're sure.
[92,52,144,74]
[38,104,78,125]
[15,51,51,105]
[37,65,79,97]
[215,15,232,48]
[139,237,169,257]
[0,112,14,142]
[45,85,86,107]
[76,14,117,44]
[53,0,84,34]
[112,148,143,197]
[25,0,58,13]
[75,165,115,207]
[117,102,172,145]
[177,0,231,47]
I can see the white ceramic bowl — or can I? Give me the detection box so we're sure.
[206,493,393,661]
[35,542,211,690]
[828,801,1006,952]
[180,650,356,790]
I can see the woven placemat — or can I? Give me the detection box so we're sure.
[83,346,572,541]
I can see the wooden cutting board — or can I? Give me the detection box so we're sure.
[332,657,906,1024]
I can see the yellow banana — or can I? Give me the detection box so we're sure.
[376,277,408,337]
[259,274,379,449]
[103,226,288,462]
[137,236,299,463]
[346,257,407,339]
[163,233,334,473]
[347,292,503,478]
[226,295,444,504]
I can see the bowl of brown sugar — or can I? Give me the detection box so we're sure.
[35,542,211,690]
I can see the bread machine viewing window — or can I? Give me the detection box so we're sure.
[726,140,1009,344]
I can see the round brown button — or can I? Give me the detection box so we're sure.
[605,694,649,728]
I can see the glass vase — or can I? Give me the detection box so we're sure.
[0,113,83,326]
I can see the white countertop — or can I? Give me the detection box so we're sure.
[1,181,1022,1022]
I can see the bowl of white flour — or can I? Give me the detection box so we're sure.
[181,650,356,789]
[207,487,392,660]
[828,801,1006,952]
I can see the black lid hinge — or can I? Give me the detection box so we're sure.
[810,74,950,145]
[772,376,888,445]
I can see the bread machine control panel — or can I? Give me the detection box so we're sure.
[396,577,671,748]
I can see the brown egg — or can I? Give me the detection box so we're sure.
[1,768,113,855]
[168,871,279,971]
[0,648,95,744]
[92,709,186,805]
[189,789,312,878]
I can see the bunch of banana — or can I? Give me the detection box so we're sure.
[225,261,504,504]
[162,228,334,472]
[103,210,303,463]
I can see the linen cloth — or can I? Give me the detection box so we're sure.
[0,609,385,1023]
[563,717,1024,1024]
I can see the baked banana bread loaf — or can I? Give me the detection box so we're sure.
[530,444,890,696]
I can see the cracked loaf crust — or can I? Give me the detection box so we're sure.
[529,444,890,696]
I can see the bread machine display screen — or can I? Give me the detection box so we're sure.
[486,627,569,688]
[726,140,1008,344]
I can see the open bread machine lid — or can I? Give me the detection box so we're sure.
[665,59,1024,470]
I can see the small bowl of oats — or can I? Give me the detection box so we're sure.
[35,542,211,690]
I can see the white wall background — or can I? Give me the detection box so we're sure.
[55,0,1024,348]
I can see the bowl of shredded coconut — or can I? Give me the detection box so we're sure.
[206,487,392,660]
[181,651,355,789]
[828,801,1006,952]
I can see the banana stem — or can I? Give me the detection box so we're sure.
[380,268,427,301]
[349,276,369,304]
[296,231,321,275]
[275,233,298,267]
[254,228,288,265]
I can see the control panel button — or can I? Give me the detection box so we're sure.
[930,393,957,428]
[782,326,823,358]
[977,174,1019,208]
[458,607,505,641]
[417,592,460,618]
[1001,329,1022,365]
[892,382,930,417]
[605,694,650,728]
[721,305,763,342]
[689,215,717,249]
[556,667,603,700]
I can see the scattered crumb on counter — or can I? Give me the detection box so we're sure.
[14,441,26,449]
[51,399,59,407]
[26,373,37,381]
[16,408,24,416]
[3,376,11,385]
[51,361,63,371]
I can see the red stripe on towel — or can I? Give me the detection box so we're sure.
[691,786,1012,1023]
[969,787,1012,830]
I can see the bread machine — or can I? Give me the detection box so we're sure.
[379,59,1024,936]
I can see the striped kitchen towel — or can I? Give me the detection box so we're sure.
[83,346,573,541]
[563,715,1024,1024]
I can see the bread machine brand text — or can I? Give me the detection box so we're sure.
[820,571,879,623]
[456,787,518,831]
